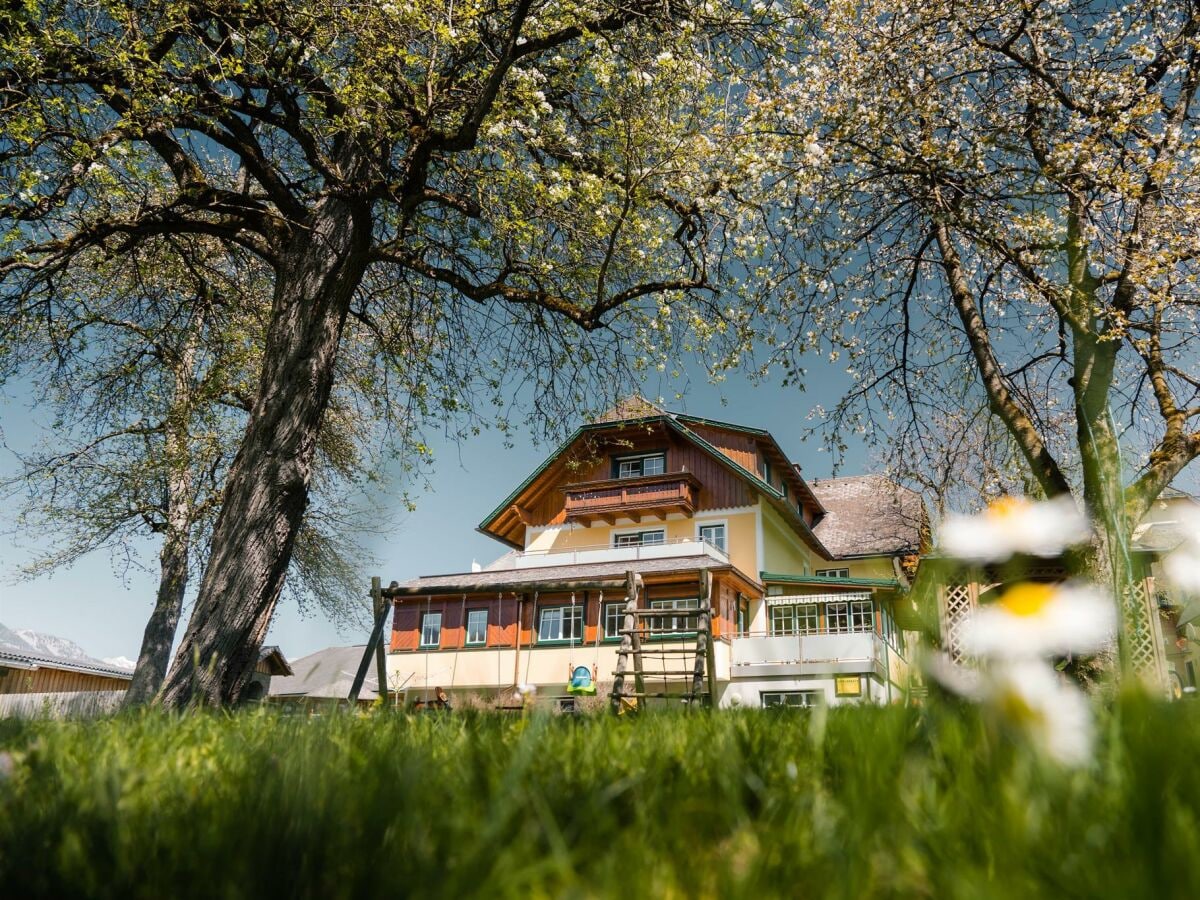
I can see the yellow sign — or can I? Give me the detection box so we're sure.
[835,676,861,697]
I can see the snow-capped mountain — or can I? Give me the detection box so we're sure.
[103,656,137,671]
[0,622,130,671]
[14,628,96,663]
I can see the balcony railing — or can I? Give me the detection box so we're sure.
[562,471,700,524]
[505,536,729,570]
[731,631,892,678]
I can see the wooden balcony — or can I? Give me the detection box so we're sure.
[562,472,700,525]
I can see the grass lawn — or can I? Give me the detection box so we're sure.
[1,697,1198,899]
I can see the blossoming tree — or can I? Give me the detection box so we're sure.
[0,0,773,705]
[761,0,1200,668]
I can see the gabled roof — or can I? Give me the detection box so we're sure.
[809,475,926,558]
[0,648,134,681]
[268,645,377,701]
[476,404,832,557]
[258,645,294,677]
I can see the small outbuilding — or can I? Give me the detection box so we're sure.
[267,645,378,712]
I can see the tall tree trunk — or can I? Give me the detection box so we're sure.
[123,517,190,706]
[123,323,198,707]
[158,195,372,707]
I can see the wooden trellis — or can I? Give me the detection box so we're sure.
[1121,575,1166,688]
[938,582,977,663]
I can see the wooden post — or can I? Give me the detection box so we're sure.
[349,577,391,707]
[372,576,389,706]
[611,570,644,713]
[691,570,711,702]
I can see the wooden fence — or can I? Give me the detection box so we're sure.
[0,690,125,719]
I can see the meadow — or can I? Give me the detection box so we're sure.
[1,698,1197,899]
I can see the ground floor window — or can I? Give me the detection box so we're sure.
[465,609,488,645]
[648,598,698,635]
[420,612,442,648]
[603,602,625,640]
[761,691,821,708]
[538,605,583,642]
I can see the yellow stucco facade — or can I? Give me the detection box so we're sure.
[525,507,761,579]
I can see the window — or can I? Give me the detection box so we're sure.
[815,568,850,578]
[767,585,784,597]
[465,609,488,646]
[603,602,625,640]
[614,452,665,479]
[762,459,772,485]
[770,604,818,636]
[851,600,874,632]
[648,598,699,635]
[761,691,820,708]
[538,605,583,642]
[613,529,665,547]
[420,612,442,648]
[698,523,727,553]
[827,602,850,633]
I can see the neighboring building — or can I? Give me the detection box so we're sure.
[384,398,927,709]
[933,485,1200,696]
[1132,487,1200,696]
[0,649,132,695]
[243,645,294,702]
[0,624,133,716]
[268,645,378,711]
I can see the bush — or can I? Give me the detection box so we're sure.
[0,698,1197,899]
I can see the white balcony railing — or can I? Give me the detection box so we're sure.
[731,631,892,676]
[506,536,729,570]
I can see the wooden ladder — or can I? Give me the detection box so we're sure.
[610,569,717,713]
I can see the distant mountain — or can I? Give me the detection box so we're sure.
[14,628,96,663]
[103,656,137,671]
[0,622,128,671]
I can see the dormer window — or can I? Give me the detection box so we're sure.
[614,452,665,479]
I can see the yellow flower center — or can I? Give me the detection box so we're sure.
[999,583,1057,617]
[988,496,1030,520]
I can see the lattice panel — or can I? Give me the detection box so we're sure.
[1121,578,1165,687]
[940,583,975,663]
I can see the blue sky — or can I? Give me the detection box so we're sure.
[0,359,866,661]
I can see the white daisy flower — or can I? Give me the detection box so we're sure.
[960,581,1116,659]
[942,495,1092,562]
[1161,506,1200,594]
[990,660,1095,767]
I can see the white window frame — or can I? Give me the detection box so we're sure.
[770,603,819,636]
[537,605,583,643]
[614,452,666,479]
[827,602,851,633]
[815,567,850,578]
[851,599,874,633]
[603,602,625,640]
[612,528,666,548]
[761,691,821,709]
[465,608,488,646]
[697,520,728,553]
[420,612,442,648]
[648,598,699,635]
